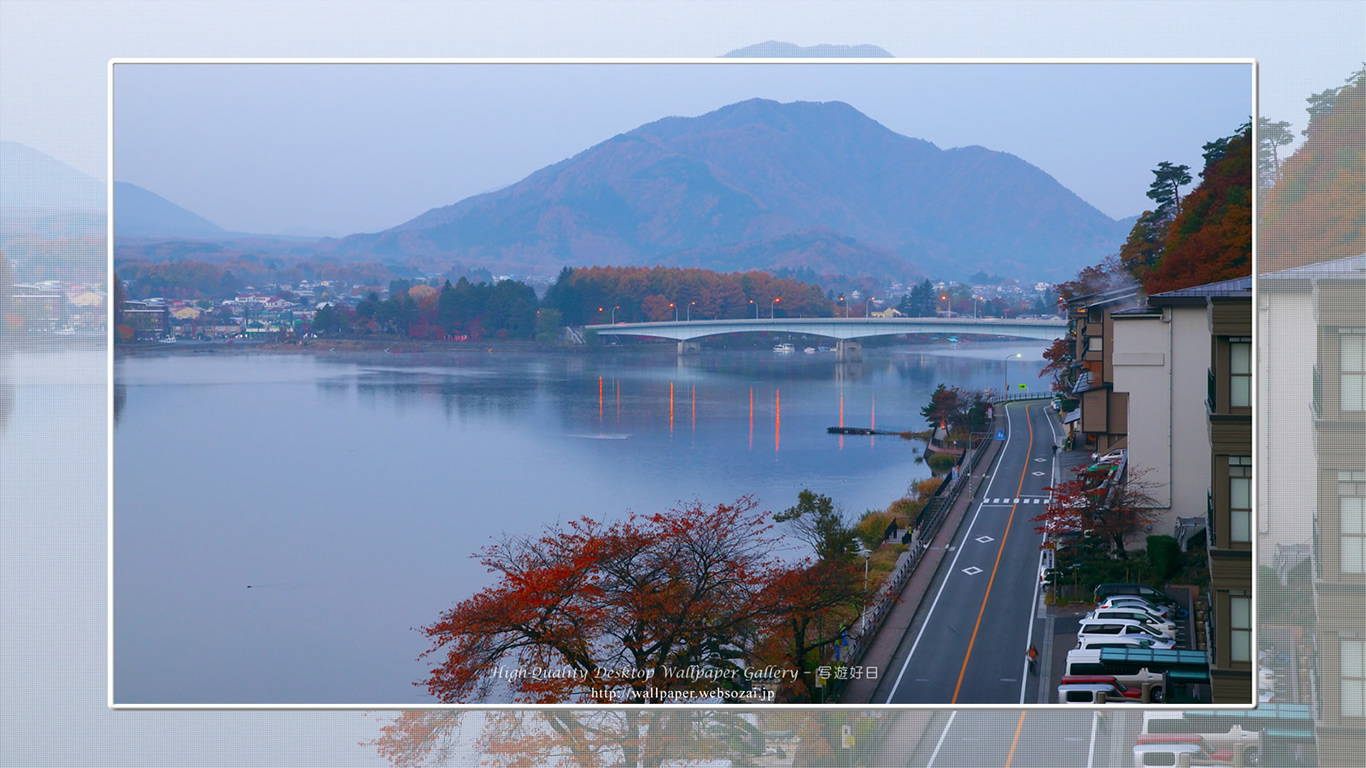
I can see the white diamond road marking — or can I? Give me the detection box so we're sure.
[1031,471,1046,476]
[975,535,995,544]
[1034,457,1047,462]
[962,566,983,575]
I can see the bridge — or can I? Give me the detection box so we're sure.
[584,316,1067,358]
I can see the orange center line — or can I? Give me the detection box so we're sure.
[951,402,1034,703]
[1004,710,1027,766]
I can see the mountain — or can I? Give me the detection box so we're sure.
[324,98,1131,282]
[0,141,105,213]
[113,182,230,239]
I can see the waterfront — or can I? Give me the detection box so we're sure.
[112,340,1047,704]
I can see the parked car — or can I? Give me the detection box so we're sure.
[1100,596,1176,620]
[1086,609,1178,638]
[1059,675,1150,702]
[1065,649,1166,702]
[1074,636,1168,651]
[1135,733,1243,765]
[1091,449,1125,464]
[1077,618,1178,649]
[1057,682,1145,705]
[1094,582,1178,607]
[1132,741,1233,767]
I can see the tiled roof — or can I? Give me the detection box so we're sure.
[1071,371,1092,394]
[1260,253,1366,280]
[1150,275,1252,299]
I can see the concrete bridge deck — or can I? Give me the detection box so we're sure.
[585,315,1067,343]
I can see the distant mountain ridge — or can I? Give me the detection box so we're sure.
[113,182,229,239]
[322,98,1129,281]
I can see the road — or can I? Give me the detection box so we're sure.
[888,709,1139,768]
[879,400,1059,705]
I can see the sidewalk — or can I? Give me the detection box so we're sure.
[842,409,1010,704]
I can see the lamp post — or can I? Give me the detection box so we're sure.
[670,302,677,321]
[611,305,619,324]
[940,293,949,317]
[838,295,846,317]
[771,297,781,319]
[1003,352,1022,397]
[687,301,696,321]
[857,548,872,631]
[749,299,757,319]
[865,297,873,318]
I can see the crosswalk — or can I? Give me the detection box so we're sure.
[981,497,1048,504]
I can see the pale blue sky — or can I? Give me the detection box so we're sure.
[112,61,1251,237]
[2,1,1364,765]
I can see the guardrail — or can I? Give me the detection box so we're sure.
[989,390,1053,403]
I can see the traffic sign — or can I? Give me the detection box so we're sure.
[995,430,1006,440]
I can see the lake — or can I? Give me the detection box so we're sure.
[112,339,1047,704]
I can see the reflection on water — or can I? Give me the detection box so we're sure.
[113,342,1048,704]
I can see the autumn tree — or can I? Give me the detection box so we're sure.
[757,559,861,701]
[419,497,785,704]
[1261,65,1366,271]
[1144,122,1252,294]
[373,709,796,768]
[1257,117,1295,190]
[1033,464,1162,555]
[1039,336,1073,393]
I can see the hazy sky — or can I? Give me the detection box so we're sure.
[111,61,1251,237]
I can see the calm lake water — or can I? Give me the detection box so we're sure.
[112,340,1047,704]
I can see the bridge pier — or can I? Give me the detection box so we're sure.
[836,339,863,362]
[677,340,701,355]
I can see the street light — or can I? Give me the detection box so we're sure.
[749,299,757,319]
[771,297,781,319]
[688,301,696,321]
[865,297,873,318]
[838,295,846,317]
[611,305,619,324]
[670,302,677,321]
[857,548,872,631]
[1003,352,1023,397]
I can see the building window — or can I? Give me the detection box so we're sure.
[1230,594,1251,664]
[1230,338,1251,408]
[1088,335,1103,353]
[1230,457,1252,543]
[1342,471,1366,574]
[1343,332,1365,412]
[1344,637,1365,718]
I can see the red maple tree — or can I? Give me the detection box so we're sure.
[1032,464,1161,554]
[419,497,803,704]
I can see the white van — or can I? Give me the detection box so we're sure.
[1077,618,1177,649]
[1065,649,1166,702]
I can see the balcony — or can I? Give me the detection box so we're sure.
[1313,506,1322,580]
[1207,487,1216,544]
[1207,367,1216,414]
[1312,365,1322,419]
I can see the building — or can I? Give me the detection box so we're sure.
[1110,284,1216,541]
[1261,254,1366,763]
[1065,284,1142,456]
[1103,276,1252,702]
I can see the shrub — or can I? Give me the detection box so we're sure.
[926,452,956,474]
[1146,535,1182,584]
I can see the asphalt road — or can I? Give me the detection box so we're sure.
[881,401,1059,705]
[900,709,1139,768]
